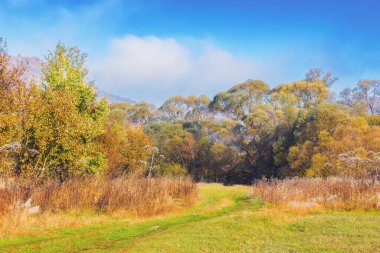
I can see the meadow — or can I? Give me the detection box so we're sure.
[0,181,379,252]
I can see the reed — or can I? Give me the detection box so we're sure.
[0,176,198,237]
[252,177,380,211]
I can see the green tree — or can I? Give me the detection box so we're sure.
[34,43,108,178]
[210,80,270,121]
[110,101,157,125]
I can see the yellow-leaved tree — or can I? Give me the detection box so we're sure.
[101,121,154,177]
[31,43,109,179]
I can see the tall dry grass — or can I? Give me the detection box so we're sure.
[0,176,197,215]
[252,177,380,211]
[0,176,197,237]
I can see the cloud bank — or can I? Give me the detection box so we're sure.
[92,35,263,103]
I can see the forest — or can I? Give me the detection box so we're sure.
[1,39,379,184]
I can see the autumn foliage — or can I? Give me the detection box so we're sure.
[0,39,379,183]
[101,122,153,176]
[288,104,380,178]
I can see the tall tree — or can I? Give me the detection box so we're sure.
[339,80,380,115]
[34,43,108,178]
[355,80,380,115]
[210,80,270,121]
[305,68,338,88]
[0,38,31,175]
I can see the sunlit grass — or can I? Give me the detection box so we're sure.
[1,184,379,252]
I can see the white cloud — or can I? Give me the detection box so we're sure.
[92,35,263,103]
[98,36,190,88]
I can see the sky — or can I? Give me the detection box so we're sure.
[1,0,379,103]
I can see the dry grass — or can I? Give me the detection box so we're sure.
[0,176,198,237]
[252,177,380,211]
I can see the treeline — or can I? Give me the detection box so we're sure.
[117,75,379,183]
[0,41,379,183]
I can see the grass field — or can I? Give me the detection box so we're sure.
[1,184,380,252]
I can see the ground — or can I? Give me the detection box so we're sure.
[1,184,380,252]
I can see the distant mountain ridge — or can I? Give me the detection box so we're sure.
[11,56,44,80]
[10,55,134,104]
[96,89,135,103]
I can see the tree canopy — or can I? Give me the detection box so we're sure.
[1,39,379,182]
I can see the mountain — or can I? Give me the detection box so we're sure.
[96,89,135,103]
[10,55,134,104]
[11,56,44,80]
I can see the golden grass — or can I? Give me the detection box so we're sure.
[0,176,198,237]
[252,177,380,211]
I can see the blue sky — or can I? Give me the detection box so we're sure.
[1,0,379,103]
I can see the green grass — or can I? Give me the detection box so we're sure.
[1,183,380,252]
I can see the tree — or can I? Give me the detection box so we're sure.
[33,43,109,178]
[110,101,157,125]
[184,95,211,122]
[339,80,380,115]
[285,101,380,178]
[160,95,211,123]
[159,96,188,122]
[305,68,338,88]
[210,80,270,121]
[0,39,27,147]
[130,101,157,124]
[101,122,153,177]
[144,122,198,173]
[355,80,380,115]
[109,102,133,124]
[0,38,39,176]
[339,88,354,107]
[271,81,329,110]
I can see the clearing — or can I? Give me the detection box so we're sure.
[1,184,380,252]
